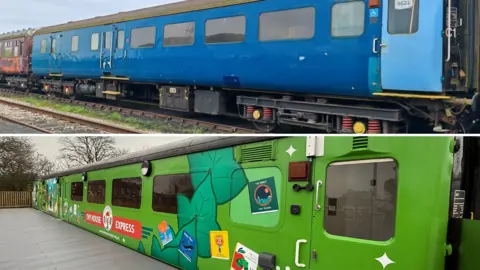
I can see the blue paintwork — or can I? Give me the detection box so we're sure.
[30,0,443,97]
[381,0,444,92]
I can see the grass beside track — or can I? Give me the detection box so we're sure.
[10,96,208,134]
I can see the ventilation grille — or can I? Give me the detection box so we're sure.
[352,137,369,150]
[239,144,275,163]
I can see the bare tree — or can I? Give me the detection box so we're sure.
[57,137,130,169]
[0,137,56,191]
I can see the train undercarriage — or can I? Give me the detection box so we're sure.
[2,73,479,134]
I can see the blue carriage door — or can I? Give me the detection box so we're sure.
[380,0,443,92]
[100,29,114,73]
[112,24,126,76]
[49,33,63,74]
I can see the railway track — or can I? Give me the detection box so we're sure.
[0,97,145,134]
[0,88,259,134]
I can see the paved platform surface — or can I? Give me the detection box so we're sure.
[0,208,177,270]
[0,118,43,134]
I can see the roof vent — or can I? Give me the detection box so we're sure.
[352,137,368,150]
[237,141,276,163]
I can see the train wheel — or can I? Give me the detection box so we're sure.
[252,122,277,133]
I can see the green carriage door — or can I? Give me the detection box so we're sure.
[310,158,399,270]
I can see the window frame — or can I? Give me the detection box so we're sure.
[111,177,143,209]
[71,182,84,202]
[330,1,366,38]
[204,15,246,45]
[91,33,100,51]
[387,0,420,35]
[152,173,194,214]
[163,21,196,47]
[87,180,106,204]
[40,40,47,54]
[71,36,79,52]
[323,158,398,242]
[130,26,157,49]
[117,30,125,49]
[258,7,316,42]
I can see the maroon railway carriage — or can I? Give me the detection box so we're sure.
[0,29,35,89]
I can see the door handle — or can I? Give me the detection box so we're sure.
[372,38,379,53]
[315,180,323,210]
[295,239,307,268]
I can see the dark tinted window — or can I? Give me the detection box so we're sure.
[112,177,142,209]
[259,7,315,41]
[71,182,84,201]
[131,26,156,48]
[205,16,245,44]
[87,180,106,204]
[163,22,195,46]
[388,0,419,34]
[324,159,398,241]
[152,174,194,214]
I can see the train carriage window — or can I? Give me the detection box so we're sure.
[331,1,365,37]
[19,42,23,56]
[40,40,47,54]
[152,174,194,214]
[112,177,142,209]
[388,0,419,34]
[324,159,398,242]
[91,33,99,51]
[163,22,195,47]
[0,42,3,57]
[117,30,125,49]
[71,182,84,201]
[87,180,106,204]
[259,7,315,41]
[71,36,79,52]
[131,26,156,49]
[4,42,12,57]
[205,16,245,44]
[104,31,112,49]
[51,39,56,54]
[13,42,19,57]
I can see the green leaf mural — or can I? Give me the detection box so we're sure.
[153,147,248,270]
[188,148,248,205]
[137,241,146,254]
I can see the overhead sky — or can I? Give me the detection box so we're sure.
[25,135,189,162]
[0,0,183,33]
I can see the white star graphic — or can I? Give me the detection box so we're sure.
[286,145,296,157]
[375,252,395,269]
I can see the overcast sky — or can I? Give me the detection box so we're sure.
[24,135,189,162]
[0,0,183,33]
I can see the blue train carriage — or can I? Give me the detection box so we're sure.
[30,0,480,133]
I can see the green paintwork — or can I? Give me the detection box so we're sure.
[31,136,469,270]
[458,220,480,270]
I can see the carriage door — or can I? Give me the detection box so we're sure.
[380,0,443,92]
[112,23,126,76]
[310,156,400,269]
[100,28,113,73]
[49,33,63,74]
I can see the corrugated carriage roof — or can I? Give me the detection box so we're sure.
[35,0,259,35]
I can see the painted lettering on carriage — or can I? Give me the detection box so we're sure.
[85,211,103,227]
[84,210,142,239]
[111,216,142,240]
